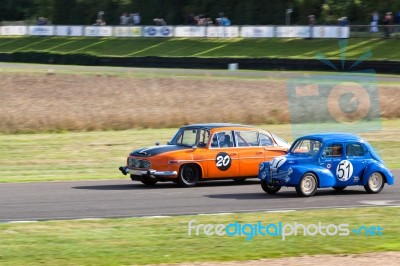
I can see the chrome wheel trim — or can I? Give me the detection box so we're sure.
[301,175,316,195]
[369,172,383,192]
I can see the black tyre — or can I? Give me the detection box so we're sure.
[177,164,199,187]
[364,172,385,194]
[295,173,318,197]
[261,181,281,194]
[333,186,347,191]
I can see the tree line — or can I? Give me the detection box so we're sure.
[1,0,399,26]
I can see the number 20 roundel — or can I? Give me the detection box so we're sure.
[215,152,231,171]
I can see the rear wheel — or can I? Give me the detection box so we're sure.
[261,181,281,194]
[364,172,384,193]
[296,173,318,197]
[177,164,199,187]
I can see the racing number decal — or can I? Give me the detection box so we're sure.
[336,160,353,181]
[216,152,231,171]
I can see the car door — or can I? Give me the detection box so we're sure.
[319,143,345,186]
[206,131,239,178]
[235,130,265,177]
[345,142,368,185]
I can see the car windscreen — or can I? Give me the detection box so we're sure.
[290,139,322,156]
[170,128,210,147]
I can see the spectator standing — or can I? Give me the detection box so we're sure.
[370,11,379,32]
[338,17,349,26]
[120,12,129,25]
[37,17,48,25]
[133,13,141,25]
[221,16,231,26]
[397,11,400,32]
[308,15,316,39]
[383,12,392,38]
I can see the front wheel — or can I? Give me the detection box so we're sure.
[364,172,385,193]
[295,173,318,197]
[177,164,199,187]
[261,181,281,194]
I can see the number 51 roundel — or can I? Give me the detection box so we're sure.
[336,160,353,181]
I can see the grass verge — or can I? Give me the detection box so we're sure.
[0,120,398,183]
[0,37,400,60]
[0,207,399,265]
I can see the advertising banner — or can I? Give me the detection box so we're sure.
[276,26,311,38]
[28,26,54,36]
[0,26,27,36]
[313,26,350,38]
[206,26,239,38]
[143,26,174,37]
[174,26,206,37]
[240,26,274,38]
[84,26,113,37]
[114,26,142,37]
[55,26,83,36]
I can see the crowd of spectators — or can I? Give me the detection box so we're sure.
[186,12,231,26]
[369,11,400,38]
[120,12,141,25]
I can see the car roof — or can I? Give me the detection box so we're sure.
[297,133,364,143]
[180,123,254,130]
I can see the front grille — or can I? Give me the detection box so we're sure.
[128,158,151,169]
[269,169,289,179]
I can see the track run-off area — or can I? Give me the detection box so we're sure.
[0,170,399,222]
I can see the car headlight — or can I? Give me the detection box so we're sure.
[259,163,265,171]
[261,171,267,180]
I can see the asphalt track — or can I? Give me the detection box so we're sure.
[0,170,399,222]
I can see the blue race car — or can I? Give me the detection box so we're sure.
[258,133,395,197]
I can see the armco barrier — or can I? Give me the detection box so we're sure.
[0,25,350,38]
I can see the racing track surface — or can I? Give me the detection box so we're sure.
[0,169,399,222]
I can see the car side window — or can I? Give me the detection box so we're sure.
[235,131,258,147]
[346,143,365,157]
[259,133,273,146]
[210,131,234,148]
[322,144,343,157]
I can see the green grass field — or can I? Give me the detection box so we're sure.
[1,207,399,265]
[0,37,399,60]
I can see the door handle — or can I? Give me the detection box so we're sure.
[256,152,263,155]
[229,153,237,156]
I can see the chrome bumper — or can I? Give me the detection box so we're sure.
[119,166,178,177]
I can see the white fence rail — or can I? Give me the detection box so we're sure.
[0,25,350,38]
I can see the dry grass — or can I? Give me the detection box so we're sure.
[0,73,399,133]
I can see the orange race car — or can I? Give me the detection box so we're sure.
[119,123,289,187]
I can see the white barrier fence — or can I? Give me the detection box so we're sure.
[0,25,349,38]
